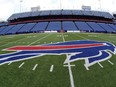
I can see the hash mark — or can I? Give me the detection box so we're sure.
[64,64,75,67]
[50,65,54,72]
[84,64,89,70]
[32,64,38,71]
[18,62,25,68]
[98,62,103,68]
[8,62,12,65]
[108,60,114,65]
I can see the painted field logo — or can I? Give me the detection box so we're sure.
[1,40,116,68]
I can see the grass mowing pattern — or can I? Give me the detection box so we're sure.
[0,33,116,87]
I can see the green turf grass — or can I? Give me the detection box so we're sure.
[0,33,116,87]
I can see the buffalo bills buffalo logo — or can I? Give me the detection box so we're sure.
[0,40,116,68]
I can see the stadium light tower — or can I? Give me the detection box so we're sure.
[98,0,102,11]
[60,0,62,10]
[20,0,23,12]
[112,0,116,12]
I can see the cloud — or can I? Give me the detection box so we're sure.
[0,2,14,21]
[0,0,116,21]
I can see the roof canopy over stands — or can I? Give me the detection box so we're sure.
[8,10,114,21]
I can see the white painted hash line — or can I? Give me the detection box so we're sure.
[108,60,114,65]
[64,64,75,67]
[32,64,38,71]
[84,64,89,70]
[50,65,54,72]
[98,62,104,68]
[18,62,25,68]
[8,62,12,65]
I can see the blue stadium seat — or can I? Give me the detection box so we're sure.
[0,26,6,33]
[75,22,93,32]
[6,24,25,34]
[30,22,48,32]
[46,22,61,31]
[62,21,78,30]
[0,25,15,35]
[87,22,106,32]
[108,24,116,32]
[18,23,36,33]
[98,23,115,33]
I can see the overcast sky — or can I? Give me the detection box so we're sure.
[0,0,116,21]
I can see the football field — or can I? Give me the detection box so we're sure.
[0,32,116,87]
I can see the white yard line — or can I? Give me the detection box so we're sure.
[32,64,38,71]
[28,34,51,46]
[98,62,104,68]
[108,60,114,65]
[62,33,75,87]
[18,62,25,68]
[50,65,54,72]
[67,55,75,87]
[62,34,65,42]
